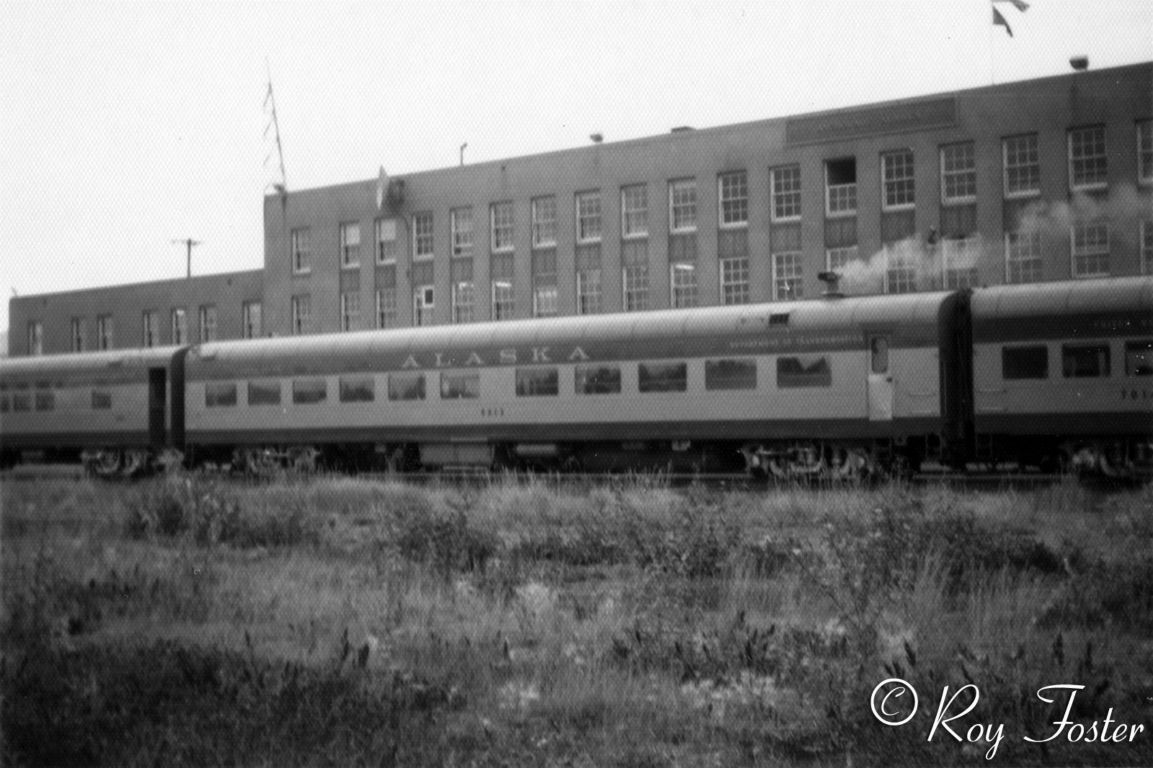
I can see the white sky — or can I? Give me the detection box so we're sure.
[1,0,1150,332]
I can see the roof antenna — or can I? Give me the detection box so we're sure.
[263,59,288,195]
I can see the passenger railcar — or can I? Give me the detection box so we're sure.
[0,346,185,475]
[970,277,1153,476]
[182,291,966,477]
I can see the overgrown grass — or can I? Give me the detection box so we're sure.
[3,473,1153,766]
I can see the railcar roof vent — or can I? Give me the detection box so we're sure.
[769,313,790,327]
[818,271,844,299]
[670,126,694,133]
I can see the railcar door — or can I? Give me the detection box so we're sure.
[867,335,893,421]
[148,367,167,447]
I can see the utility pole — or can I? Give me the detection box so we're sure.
[172,238,202,278]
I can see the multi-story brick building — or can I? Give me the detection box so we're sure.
[9,61,1152,355]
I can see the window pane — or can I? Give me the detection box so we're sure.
[292,379,327,404]
[516,368,559,397]
[206,381,238,407]
[1002,346,1048,380]
[91,389,112,410]
[388,373,425,401]
[1062,344,1110,378]
[575,365,621,394]
[705,359,757,390]
[339,376,375,403]
[638,362,687,393]
[778,356,832,388]
[34,386,55,412]
[441,372,480,399]
[248,381,282,405]
[1125,341,1153,376]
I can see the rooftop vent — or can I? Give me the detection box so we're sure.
[670,126,694,133]
[590,133,603,144]
[1070,55,1089,71]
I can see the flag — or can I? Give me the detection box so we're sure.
[993,6,1013,36]
[992,0,1027,37]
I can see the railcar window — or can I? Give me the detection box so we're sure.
[34,385,55,412]
[1125,341,1153,376]
[292,379,327,405]
[11,384,31,412]
[91,389,112,410]
[705,359,757,390]
[1002,346,1048,380]
[516,368,559,397]
[205,382,238,407]
[0,389,7,413]
[575,365,622,394]
[441,372,480,399]
[339,376,375,403]
[388,373,425,401]
[777,356,833,388]
[247,381,282,406]
[1062,344,1111,378]
[870,338,889,374]
[638,362,688,393]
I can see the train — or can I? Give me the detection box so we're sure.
[2,276,1151,480]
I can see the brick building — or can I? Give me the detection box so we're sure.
[9,61,1152,355]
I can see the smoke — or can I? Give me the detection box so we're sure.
[830,182,1150,294]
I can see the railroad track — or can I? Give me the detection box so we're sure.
[1,463,1124,491]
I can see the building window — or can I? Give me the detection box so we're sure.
[1005,230,1042,283]
[770,165,801,222]
[621,184,648,238]
[942,237,980,289]
[532,250,557,318]
[941,142,976,204]
[376,288,397,328]
[669,179,697,232]
[576,269,601,315]
[772,252,802,300]
[720,257,749,305]
[825,158,857,216]
[1142,221,1153,275]
[142,310,158,347]
[576,191,602,243]
[718,171,748,227]
[882,149,915,210]
[1138,120,1153,185]
[376,219,398,263]
[826,245,859,272]
[291,294,310,335]
[886,248,916,294]
[413,212,434,259]
[1003,133,1040,198]
[27,321,43,356]
[340,222,361,268]
[340,291,359,331]
[1068,125,1108,191]
[491,281,515,320]
[242,301,261,339]
[453,281,476,323]
[623,265,649,312]
[171,308,187,344]
[491,202,514,252]
[670,263,698,308]
[198,305,217,342]
[70,317,84,352]
[532,196,557,247]
[291,228,310,273]
[97,315,113,350]
[451,207,473,257]
[413,285,435,326]
[1071,222,1110,277]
